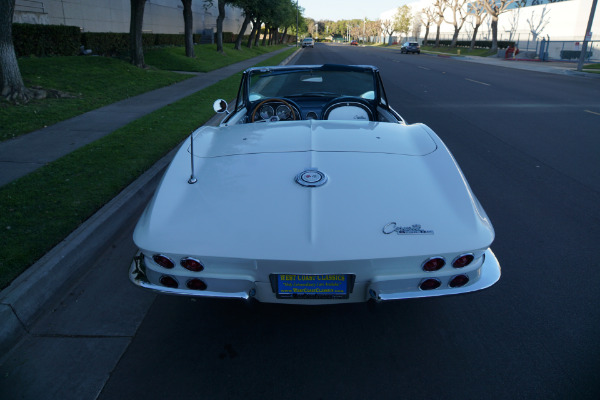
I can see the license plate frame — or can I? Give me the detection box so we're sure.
[272,274,354,300]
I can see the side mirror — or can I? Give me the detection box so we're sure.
[213,99,229,114]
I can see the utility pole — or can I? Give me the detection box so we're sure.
[577,0,597,71]
[296,0,299,47]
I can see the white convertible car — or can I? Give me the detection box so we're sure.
[129,64,500,304]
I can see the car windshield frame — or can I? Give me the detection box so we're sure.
[244,65,380,103]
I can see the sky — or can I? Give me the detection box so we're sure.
[298,0,412,22]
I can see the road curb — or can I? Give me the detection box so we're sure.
[0,46,302,359]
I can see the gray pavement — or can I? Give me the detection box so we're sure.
[0,44,598,397]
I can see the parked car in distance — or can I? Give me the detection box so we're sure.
[401,42,420,54]
[350,40,358,46]
[302,37,314,48]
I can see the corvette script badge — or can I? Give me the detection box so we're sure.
[383,223,434,235]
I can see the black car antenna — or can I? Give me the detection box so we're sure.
[188,132,197,184]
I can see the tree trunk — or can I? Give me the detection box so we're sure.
[261,26,268,46]
[254,21,261,47]
[216,0,225,53]
[490,17,498,53]
[235,13,251,50]
[247,17,259,48]
[451,27,459,47]
[281,26,288,44]
[423,25,430,46]
[470,25,480,50]
[435,24,441,47]
[181,0,195,58]
[0,0,30,102]
[130,0,146,67]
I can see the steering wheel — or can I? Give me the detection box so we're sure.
[322,97,375,121]
[251,98,298,122]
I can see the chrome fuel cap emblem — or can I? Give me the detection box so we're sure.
[295,169,328,187]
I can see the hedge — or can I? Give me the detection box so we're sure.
[82,32,188,56]
[13,23,205,57]
[560,50,593,60]
[422,39,516,49]
[12,23,81,57]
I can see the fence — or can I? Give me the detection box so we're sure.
[403,32,599,63]
[531,40,599,62]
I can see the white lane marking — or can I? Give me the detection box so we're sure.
[465,78,491,86]
[418,66,431,70]
[584,109,600,116]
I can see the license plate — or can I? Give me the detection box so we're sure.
[275,274,350,299]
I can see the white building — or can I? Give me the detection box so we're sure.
[13,0,246,35]
[381,0,600,44]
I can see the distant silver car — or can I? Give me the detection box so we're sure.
[401,42,420,54]
[302,37,314,48]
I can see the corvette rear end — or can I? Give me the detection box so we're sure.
[129,119,500,304]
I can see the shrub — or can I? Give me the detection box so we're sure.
[423,39,515,49]
[560,50,593,60]
[82,32,129,56]
[12,23,81,57]
[82,32,188,56]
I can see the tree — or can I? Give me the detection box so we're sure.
[0,0,29,102]
[526,6,550,42]
[478,0,517,52]
[130,0,147,67]
[216,0,226,53]
[412,13,423,42]
[204,0,230,53]
[181,0,195,57]
[394,5,412,42]
[381,19,396,45]
[247,15,261,48]
[422,7,435,45]
[235,12,252,50]
[365,19,382,43]
[432,0,447,47]
[444,0,468,47]
[467,2,488,50]
[504,6,520,41]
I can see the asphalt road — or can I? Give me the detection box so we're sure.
[2,43,599,400]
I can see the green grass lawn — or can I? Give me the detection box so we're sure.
[1,56,191,142]
[420,45,494,57]
[145,43,290,72]
[1,44,290,142]
[0,47,297,290]
[583,63,600,73]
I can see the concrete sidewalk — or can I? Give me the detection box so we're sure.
[428,51,600,78]
[0,46,293,187]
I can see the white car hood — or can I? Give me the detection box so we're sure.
[134,121,494,261]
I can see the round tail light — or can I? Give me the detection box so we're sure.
[186,278,207,290]
[160,275,178,288]
[449,274,470,288]
[452,254,474,268]
[181,257,204,272]
[153,254,174,269]
[422,257,445,272]
[419,278,441,290]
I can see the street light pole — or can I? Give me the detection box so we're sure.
[577,0,598,71]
